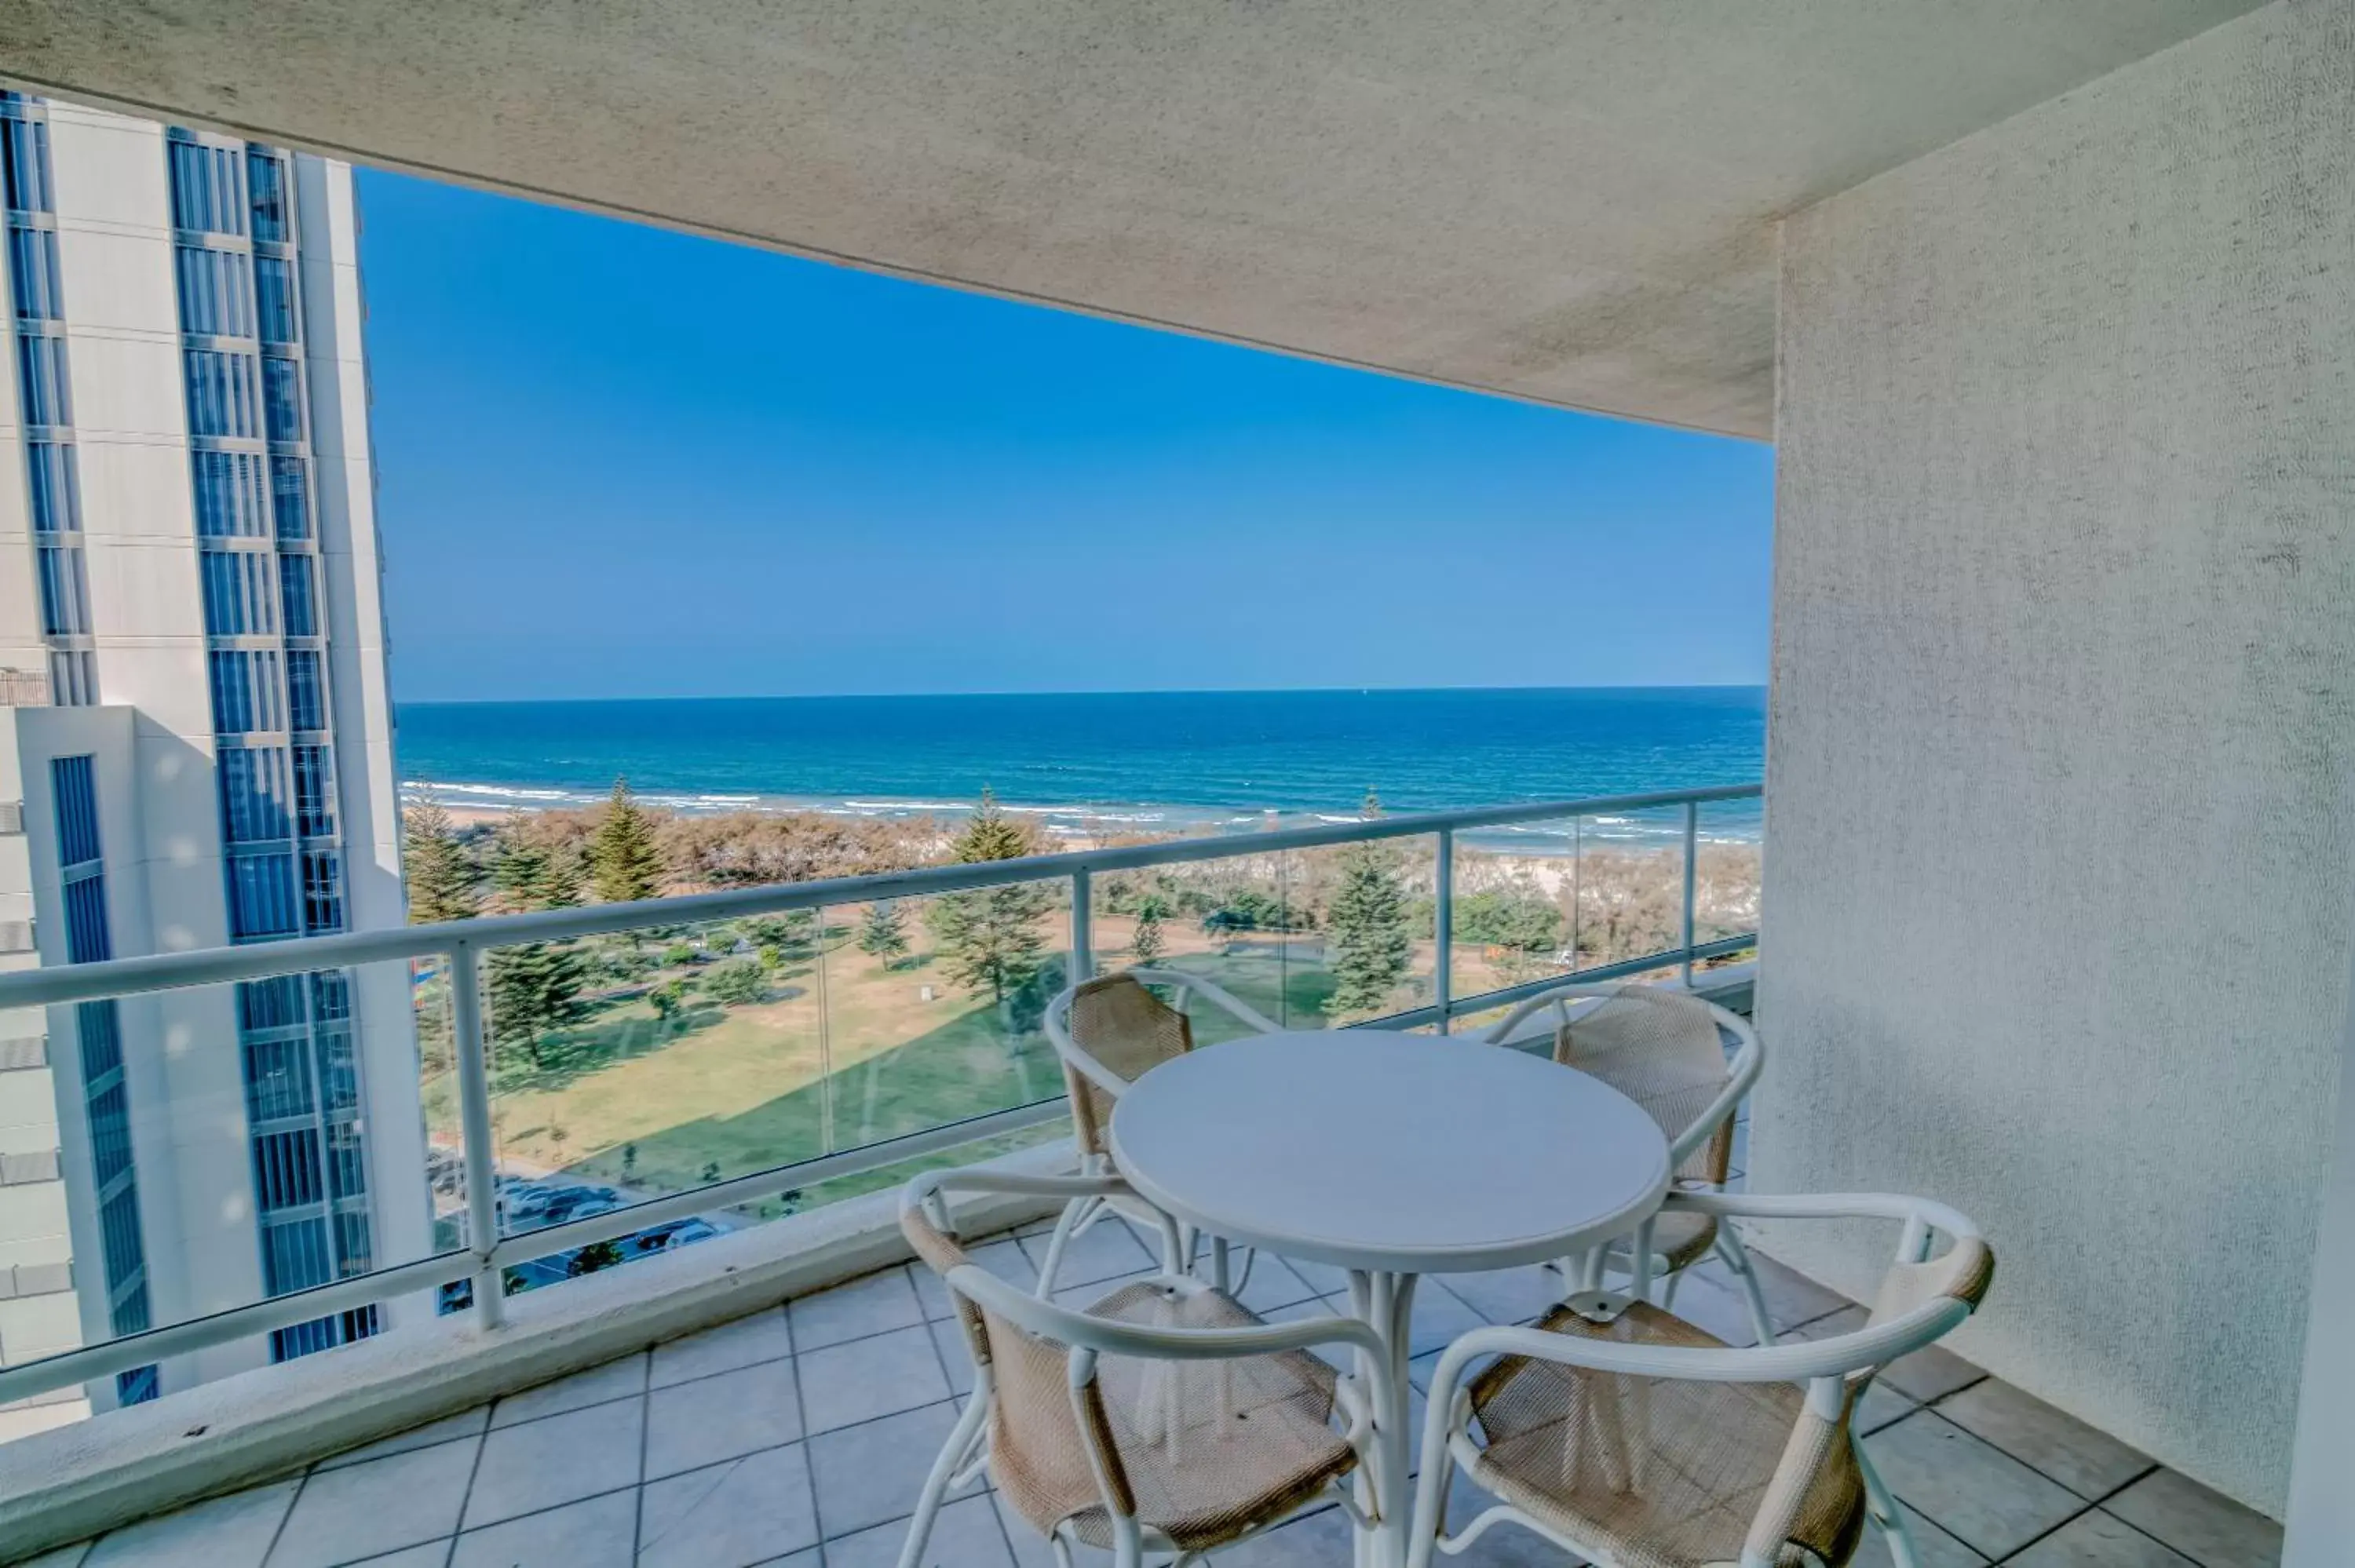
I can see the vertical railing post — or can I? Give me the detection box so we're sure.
[816,903,835,1154]
[1680,800,1699,989]
[1433,829,1454,1034]
[1071,868,1094,983]
[447,940,504,1329]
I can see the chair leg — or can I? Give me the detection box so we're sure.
[1714,1226,1778,1346]
[1855,1437,1919,1568]
[1035,1196,1093,1299]
[896,1384,991,1568]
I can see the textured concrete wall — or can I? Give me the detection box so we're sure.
[1759,0,2354,1514]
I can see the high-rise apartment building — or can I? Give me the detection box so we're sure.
[0,93,422,1439]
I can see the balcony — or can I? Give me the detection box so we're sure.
[3,2,2351,1560]
[10,1214,2284,1567]
[0,782,2289,1567]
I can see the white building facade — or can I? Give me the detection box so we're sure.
[0,93,422,1436]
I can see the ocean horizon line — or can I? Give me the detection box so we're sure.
[394,680,1768,709]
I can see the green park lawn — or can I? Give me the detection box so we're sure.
[419,910,1449,1216]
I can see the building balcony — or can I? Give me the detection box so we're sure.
[6,1187,2285,1568]
[0,782,2288,1567]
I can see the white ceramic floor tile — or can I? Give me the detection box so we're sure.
[797,1324,951,1433]
[1433,1265,1561,1326]
[267,1439,478,1568]
[650,1308,794,1389]
[929,1316,978,1395]
[1225,1256,1320,1315]
[2104,1469,2284,1568]
[491,1352,648,1428]
[960,1239,1035,1290]
[807,1402,984,1538]
[86,1479,298,1568]
[790,1268,924,1351]
[825,1493,1012,1568]
[342,1546,454,1568]
[341,1544,453,1568]
[637,1443,820,1568]
[1864,1410,2083,1561]
[316,1405,491,1470]
[1020,1213,1152,1290]
[2007,1509,2196,1567]
[1938,1378,2155,1501]
[646,1355,803,1479]
[447,1485,639,1568]
[1848,1504,1989,1568]
[463,1396,645,1530]
[910,1264,955,1322]
[991,1493,1064,1568]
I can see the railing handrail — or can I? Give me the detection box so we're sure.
[0,778,1761,1406]
[0,782,1759,1011]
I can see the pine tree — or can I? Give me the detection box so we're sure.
[589,776,666,903]
[487,827,591,1068]
[927,789,1051,1002]
[403,796,480,924]
[1323,791,1412,1019]
[1130,894,1169,965]
[858,899,910,968]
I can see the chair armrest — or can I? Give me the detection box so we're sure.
[1662,1188,1981,1242]
[951,1264,1389,1365]
[911,1168,1134,1204]
[902,1169,1183,1260]
[1424,1306,1970,1405]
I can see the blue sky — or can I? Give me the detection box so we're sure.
[356,170,1773,703]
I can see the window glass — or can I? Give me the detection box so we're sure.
[17,334,71,425]
[271,458,312,540]
[36,544,89,635]
[184,348,261,438]
[254,253,297,342]
[294,744,337,837]
[227,848,299,939]
[173,244,253,337]
[200,549,282,636]
[262,355,304,442]
[279,552,317,636]
[192,450,266,537]
[247,148,289,242]
[1,115,52,213]
[168,139,245,235]
[219,746,294,843]
[8,223,60,319]
[286,648,326,731]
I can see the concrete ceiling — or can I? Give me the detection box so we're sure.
[0,2,2260,437]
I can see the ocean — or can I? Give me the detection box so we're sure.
[395,687,1765,850]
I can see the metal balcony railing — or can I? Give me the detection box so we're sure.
[0,782,1760,1406]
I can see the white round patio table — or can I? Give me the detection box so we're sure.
[1108,1030,1670,1568]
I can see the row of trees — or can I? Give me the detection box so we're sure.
[405,776,1748,1055]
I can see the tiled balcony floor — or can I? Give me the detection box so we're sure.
[23,1216,2283,1568]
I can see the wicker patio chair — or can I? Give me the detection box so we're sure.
[1480,982,1773,1341]
[1409,1191,1993,1568]
[898,1167,1395,1568]
[1039,970,1280,1293]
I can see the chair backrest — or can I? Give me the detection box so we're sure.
[902,1197,1115,1527]
[1551,984,1745,1184]
[1746,1209,1995,1567]
[900,1179,1342,1544]
[1053,974,1195,1158]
